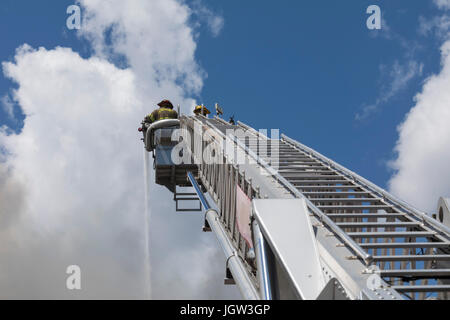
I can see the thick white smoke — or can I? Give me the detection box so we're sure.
[0,0,239,299]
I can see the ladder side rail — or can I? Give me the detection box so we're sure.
[281,134,450,239]
[280,133,450,299]
[196,118,406,299]
[187,118,260,274]
[200,119,450,298]
[237,121,269,141]
[238,126,449,249]
[197,151,258,276]
[205,121,373,264]
[284,145,450,244]
[187,171,260,299]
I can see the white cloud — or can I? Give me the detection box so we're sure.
[0,0,238,299]
[356,60,423,120]
[76,0,203,110]
[206,14,224,38]
[191,0,224,38]
[435,0,450,10]
[419,0,450,39]
[0,45,147,298]
[419,15,450,39]
[1,94,15,119]
[388,61,424,97]
[388,40,450,213]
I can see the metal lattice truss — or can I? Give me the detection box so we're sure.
[177,115,450,300]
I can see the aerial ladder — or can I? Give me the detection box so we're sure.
[140,113,450,300]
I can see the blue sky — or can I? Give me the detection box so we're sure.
[0,1,85,130]
[194,0,444,189]
[1,0,450,299]
[2,0,444,188]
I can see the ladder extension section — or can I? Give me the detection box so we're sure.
[179,116,450,300]
[237,120,450,300]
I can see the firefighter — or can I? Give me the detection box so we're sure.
[145,99,178,124]
[193,105,211,116]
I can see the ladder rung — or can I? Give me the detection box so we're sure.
[272,159,317,163]
[283,176,344,181]
[336,222,420,228]
[266,157,312,161]
[261,153,304,157]
[276,155,311,158]
[296,185,361,190]
[318,205,392,210]
[279,166,328,170]
[348,231,435,238]
[280,174,341,179]
[174,197,200,201]
[277,152,307,156]
[392,285,450,293]
[373,255,450,262]
[283,170,333,175]
[327,213,405,219]
[360,242,450,249]
[250,145,291,148]
[378,269,450,278]
[291,180,352,185]
[303,192,372,196]
[310,198,381,202]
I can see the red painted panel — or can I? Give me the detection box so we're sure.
[236,184,254,248]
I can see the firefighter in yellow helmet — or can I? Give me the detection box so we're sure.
[145,100,178,124]
[193,105,211,116]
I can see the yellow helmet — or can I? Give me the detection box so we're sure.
[194,105,211,115]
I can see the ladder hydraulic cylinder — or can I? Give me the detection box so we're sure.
[252,219,273,300]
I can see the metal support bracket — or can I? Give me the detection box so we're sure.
[316,278,349,300]
[174,188,202,212]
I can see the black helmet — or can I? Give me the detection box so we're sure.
[157,99,174,109]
